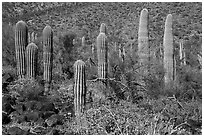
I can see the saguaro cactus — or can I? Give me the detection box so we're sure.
[100,23,107,34]
[26,43,38,79]
[138,8,149,74]
[179,39,186,66]
[15,20,28,79]
[43,25,53,93]
[82,36,86,47]
[163,14,174,84]
[73,60,86,119]
[97,32,108,83]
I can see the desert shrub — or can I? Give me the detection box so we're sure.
[2,65,17,82]
[2,23,16,67]
[176,65,202,101]
[143,62,165,99]
[8,79,45,102]
[53,30,82,79]
[2,65,17,94]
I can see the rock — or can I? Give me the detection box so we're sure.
[45,114,64,127]
[25,111,42,122]
[43,111,56,119]
[2,112,11,124]
[7,127,28,135]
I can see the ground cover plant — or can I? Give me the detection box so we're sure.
[2,2,202,135]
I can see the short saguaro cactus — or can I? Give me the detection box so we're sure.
[73,60,86,119]
[97,23,108,84]
[43,25,53,93]
[26,43,38,79]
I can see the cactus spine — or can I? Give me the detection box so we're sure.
[97,24,108,83]
[15,20,28,79]
[138,9,149,74]
[43,25,53,92]
[26,43,38,79]
[163,14,175,84]
[73,60,86,119]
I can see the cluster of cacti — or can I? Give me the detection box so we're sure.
[97,23,108,84]
[163,14,175,84]
[43,25,53,93]
[15,20,28,79]
[73,60,86,119]
[179,39,186,66]
[12,7,194,124]
[26,43,38,79]
[138,8,150,74]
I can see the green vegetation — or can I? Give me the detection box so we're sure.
[2,2,202,135]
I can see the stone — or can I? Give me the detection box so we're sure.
[45,114,64,127]
[25,111,41,122]
[7,127,28,135]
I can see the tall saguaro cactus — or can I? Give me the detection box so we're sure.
[15,20,28,79]
[26,43,38,79]
[163,14,175,85]
[73,60,86,119]
[138,8,149,74]
[97,31,108,83]
[43,25,53,93]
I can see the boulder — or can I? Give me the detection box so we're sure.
[45,114,64,127]
[7,127,28,135]
[25,111,42,122]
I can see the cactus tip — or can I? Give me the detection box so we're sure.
[166,14,173,19]
[74,60,85,66]
[43,25,52,34]
[16,20,27,28]
[27,42,38,48]
[142,8,148,12]
[100,23,107,33]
